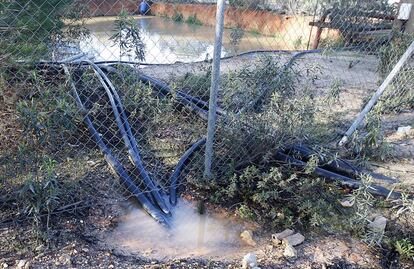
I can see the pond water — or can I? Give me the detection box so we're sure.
[79,16,284,64]
[107,199,247,259]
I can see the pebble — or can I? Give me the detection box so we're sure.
[283,233,305,247]
[283,243,298,258]
[349,252,363,263]
[340,198,354,207]
[240,230,257,246]
[271,229,295,245]
[368,215,387,232]
[16,260,30,269]
[396,126,412,136]
[2,263,8,268]
[58,254,72,266]
[242,252,257,269]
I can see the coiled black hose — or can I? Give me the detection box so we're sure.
[62,64,171,227]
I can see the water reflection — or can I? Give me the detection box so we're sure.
[79,16,282,64]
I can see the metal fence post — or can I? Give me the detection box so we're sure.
[204,0,226,179]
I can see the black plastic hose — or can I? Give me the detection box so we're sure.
[62,65,171,227]
[169,138,206,205]
[137,74,210,120]
[273,151,401,199]
[286,144,398,184]
[84,61,171,215]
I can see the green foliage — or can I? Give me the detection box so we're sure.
[230,27,245,53]
[378,33,413,77]
[395,239,414,259]
[348,110,393,162]
[185,15,202,25]
[376,33,414,113]
[213,165,339,228]
[110,10,145,61]
[0,0,88,61]
[172,12,184,22]
[16,72,80,149]
[236,204,255,221]
[17,158,61,239]
[176,67,212,101]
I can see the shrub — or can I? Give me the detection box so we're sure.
[186,15,202,25]
[17,158,62,239]
[15,72,81,150]
[172,12,184,22]
[0,0,89,62]
[395,239,414,260]
[110,10,146,61]
[206,165,340,229]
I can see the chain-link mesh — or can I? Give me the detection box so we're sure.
[1,0,413,257]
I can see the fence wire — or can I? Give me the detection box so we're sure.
[0,0,413,248]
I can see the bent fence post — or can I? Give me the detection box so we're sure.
[204,0,226,179]
[338,40,414,147]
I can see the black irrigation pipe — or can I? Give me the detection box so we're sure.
[285,144,399,184]
[273,151,401,199]
[62,65,171,227]
[29,49,296,67]
[137,73,228,117]
[169,137,207,206]
[84,60,171,215]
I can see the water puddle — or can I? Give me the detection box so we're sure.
[79,16,283,64]
[108,199,247,259]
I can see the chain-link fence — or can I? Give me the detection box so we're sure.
[1,0,413,257]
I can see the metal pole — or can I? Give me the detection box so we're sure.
[204,0,226,179]
[338,40,414,147]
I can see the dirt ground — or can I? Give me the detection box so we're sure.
[1,51,413,268]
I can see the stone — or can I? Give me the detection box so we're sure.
[349,252,363,263]
[2,263,8,269]
[241,253,257,269]
[271,229,295,245]
[340,198,354,207]
[58,254,72,266]
[283,243,297,258]
[265,244,274,252]
[283,233,305,247]
[16,260,28,269]
[397,126,412,136]
[368,215,387,232]
[240,230,257,247]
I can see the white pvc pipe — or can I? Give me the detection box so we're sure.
[338,40,414,147]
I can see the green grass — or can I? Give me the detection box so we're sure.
[186,14,203,25]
